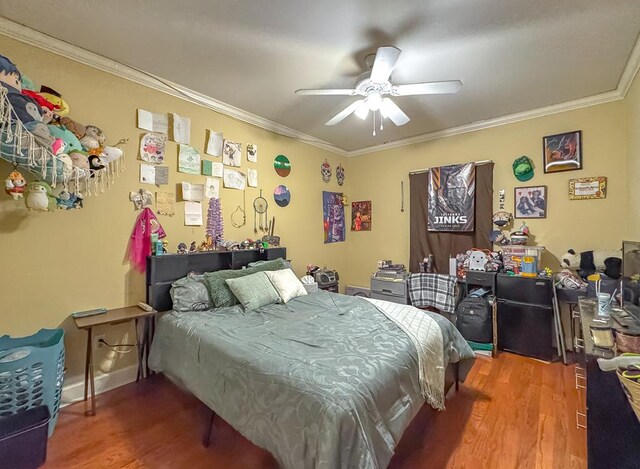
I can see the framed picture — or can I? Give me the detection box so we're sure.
[514,186,547,219]
[543,130,582,173]
[569,176,607,200]
[351,201,371,231]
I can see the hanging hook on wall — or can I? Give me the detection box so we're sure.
[231,189,247,228]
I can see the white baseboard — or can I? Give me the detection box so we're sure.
[60,365,138,407]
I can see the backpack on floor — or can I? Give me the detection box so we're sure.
[456,296,492,343]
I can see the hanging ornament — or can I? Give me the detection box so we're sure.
[4,167,26,200]
[336,164,345,186]
[321,159,332,183]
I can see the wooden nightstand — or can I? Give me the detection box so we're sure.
[73,306,158,416]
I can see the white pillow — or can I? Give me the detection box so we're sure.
[265,269,308,303]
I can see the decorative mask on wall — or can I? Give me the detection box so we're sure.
[336,164,345,186]
[321,159,332,183]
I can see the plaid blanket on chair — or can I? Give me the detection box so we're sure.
[408,273,457,313]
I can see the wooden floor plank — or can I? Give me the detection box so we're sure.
[44,353,585,468]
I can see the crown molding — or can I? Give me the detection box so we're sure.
[347,89,622,157]
[0,17,349,157]
[2,16,639,159]
[618,32,640,98]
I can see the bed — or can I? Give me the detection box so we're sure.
[147,251,475,469]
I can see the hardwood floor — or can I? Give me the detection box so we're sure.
[45,353,586,468]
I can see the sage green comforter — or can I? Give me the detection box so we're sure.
[149,291,474,469]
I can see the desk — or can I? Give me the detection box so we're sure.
[578,298,640,468]
[73,306,158,415]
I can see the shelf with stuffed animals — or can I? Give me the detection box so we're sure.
[0,53,126,210]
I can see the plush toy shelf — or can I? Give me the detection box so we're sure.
[0,86,124,196]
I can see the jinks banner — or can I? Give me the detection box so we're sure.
[427,163,476,232]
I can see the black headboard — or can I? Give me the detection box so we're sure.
[146,247,287,312]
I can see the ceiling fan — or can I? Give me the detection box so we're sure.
[295,46,462,135]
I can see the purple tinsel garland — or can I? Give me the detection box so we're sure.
[206,198,223,244]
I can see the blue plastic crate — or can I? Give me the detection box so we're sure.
[0,329,65,437]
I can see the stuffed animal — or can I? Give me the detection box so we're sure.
[72,192,84,209]
[7,93,43,124]
[55,189,75,209]
[25,180,56,211]
[468,250,489,271]
[38,86,69,117]
[177,242,188,254]
[48,124,84,154]
[59,117,86,139]
[0,54,22,91]
[100,146,123,164]
[51,139,66,156]
[88,154,105,173]
[22,89,60,123]
[80,125,105,155]
[5,170,26,199]
[562,249,622,280]
[69,151,90,171]
[492,210,513,227]
[25,122,54,147]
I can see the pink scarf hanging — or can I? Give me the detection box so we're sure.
[129,207,166,272]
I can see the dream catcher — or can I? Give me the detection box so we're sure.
[253,189,269,233]
[231,189,246,228]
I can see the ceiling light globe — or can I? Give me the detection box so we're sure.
[366,92,382,111]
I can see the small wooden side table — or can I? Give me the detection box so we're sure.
[73,305,158,416]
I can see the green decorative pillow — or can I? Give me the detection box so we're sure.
[204,258,287,308]
[225,272,281,311]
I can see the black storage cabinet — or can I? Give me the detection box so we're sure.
[496,275,554,361]
[0,406,50,469]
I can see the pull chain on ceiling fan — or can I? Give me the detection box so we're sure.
[295,46,462,132]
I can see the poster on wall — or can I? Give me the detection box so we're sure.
[514,185,547,218]
[323,191,345,244]
[351,201,371,231]
[427,163,476,232]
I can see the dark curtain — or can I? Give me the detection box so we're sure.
[409,162,494,274]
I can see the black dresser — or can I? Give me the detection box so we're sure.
[578,298,640,469]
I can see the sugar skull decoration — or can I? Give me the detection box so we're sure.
[5,169,27,200]
[336,164,345,186]
[321,159,332,183]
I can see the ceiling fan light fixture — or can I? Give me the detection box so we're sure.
[366,92,382,111]
[354,101,369,120]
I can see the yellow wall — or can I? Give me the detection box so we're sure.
[343,102,629,288]
[2,33,638,389]
[626,69,640,239]
[0,35,346,384]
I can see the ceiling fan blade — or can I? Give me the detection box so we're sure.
[380,98,410,126]
[295,88,357,96]
[370,46,401,83]
[325,100,365,126]
[392,80,462,96]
